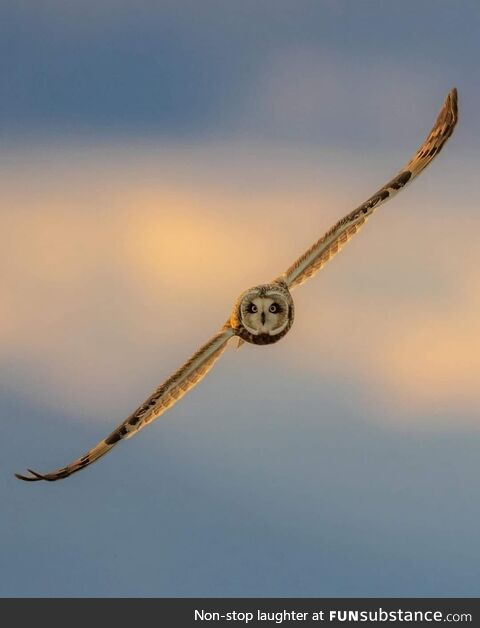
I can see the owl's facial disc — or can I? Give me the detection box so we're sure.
[242,296,288,335]
[232,282,294,345]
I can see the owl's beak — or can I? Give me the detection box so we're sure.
[261,312,266,325]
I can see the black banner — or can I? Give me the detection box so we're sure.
[1,598,478,627]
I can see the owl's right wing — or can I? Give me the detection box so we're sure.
[15,325,235,481]
[281,88,458,290]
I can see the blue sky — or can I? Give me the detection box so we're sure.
[2,1,480,597]
[2,1,479,142]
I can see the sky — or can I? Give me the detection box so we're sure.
[1,1,480,597]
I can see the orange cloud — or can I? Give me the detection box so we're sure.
[1,141,478,426]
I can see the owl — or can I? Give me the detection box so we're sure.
[16,89,458,482]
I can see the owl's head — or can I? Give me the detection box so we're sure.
[230,281,294,345]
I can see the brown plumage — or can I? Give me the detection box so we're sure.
[16,89,458,482]
[282,88,458,289]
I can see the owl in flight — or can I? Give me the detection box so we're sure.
[16,89,458,482]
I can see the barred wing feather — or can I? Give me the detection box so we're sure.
[282,89,458,290]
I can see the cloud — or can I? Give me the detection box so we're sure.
[241,46,450,145]
[1,139,477,426]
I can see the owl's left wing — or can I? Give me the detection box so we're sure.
[15,325,235,482]
[281,88,458,290]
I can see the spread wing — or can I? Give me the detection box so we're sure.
[16,325,235,481]
[281,88,458,290]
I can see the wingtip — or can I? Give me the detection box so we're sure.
[15,471,40,482]
[15,468,47,482]
[447,87,458,114]
[436,88,458,132]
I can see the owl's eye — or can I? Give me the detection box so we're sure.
[248,303,258,313]
[269,303,280,313]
